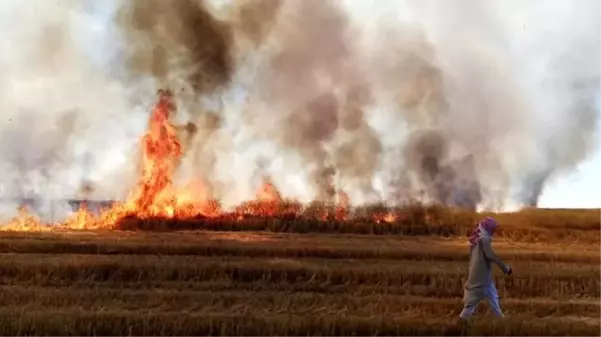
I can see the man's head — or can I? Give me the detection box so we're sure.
[479,216,498,236]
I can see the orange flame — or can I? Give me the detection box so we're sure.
[335,191,350,221]
[132,89,182,214]
[256,177,281,202]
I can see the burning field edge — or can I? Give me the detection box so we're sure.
[4,91,598,237]
[3,203,599,245]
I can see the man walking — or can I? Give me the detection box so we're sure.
[459,217,512,320]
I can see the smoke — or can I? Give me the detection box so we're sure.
[444,0,601,208]
[0,0,152,221]
[244,0,383,203]
[115,0,236,199]
[333,81,384,203]
[116,0,233,92]
[228,0,283,51]
[0,0,599,222]
[508,0,601,206]
[356,0,600,209]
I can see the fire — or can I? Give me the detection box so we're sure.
[256,177,281,202]
[3,206,50,231]
[234,177,291,217]
[1,89,192,231]
[114,89,221,221]
[63,205,97,230]
[131,89,182,215]
[0,90,402,232]
[373,212,398,224]
[335,191,350,221]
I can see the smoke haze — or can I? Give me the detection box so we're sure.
[0,0,598,221]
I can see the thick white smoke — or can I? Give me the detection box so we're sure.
[410,0,601,209]
[0,0,148,221]
[0,0,598,223]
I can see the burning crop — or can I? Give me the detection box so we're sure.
[1,90,399,232]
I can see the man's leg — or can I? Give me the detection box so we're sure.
[459,290,481,320]
[486,283,505,318]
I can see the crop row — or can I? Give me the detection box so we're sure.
[0,308,597,336]
[0,254,597,298]
[0,285,597,319]
[0,235,597,264]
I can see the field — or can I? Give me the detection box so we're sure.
[0,207,599,336]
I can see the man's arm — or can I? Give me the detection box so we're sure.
[480,236,511,274]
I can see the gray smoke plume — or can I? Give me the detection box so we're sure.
[244,0,383,203]
[115,0,236,199]
[98,0,601,209]
[513,13,601,206]
[356,21,486,209]
[438,0,599,209]
[358,0,600,210]
[0,0,599,224]
[229,0,283,51]
[0,0,153,222]
[116,0,233,93]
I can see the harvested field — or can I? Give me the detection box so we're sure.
[1,0,598,334]
[0,210,599,336]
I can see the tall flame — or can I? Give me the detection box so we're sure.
[129,89,183,216]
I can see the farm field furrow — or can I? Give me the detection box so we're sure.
[0,309,598,336]
[0,285,598,319]
[0,253,597,298]
[0,253,597,280]
[0,232,598,263]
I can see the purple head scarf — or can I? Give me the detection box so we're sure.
[469,216,498,248]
